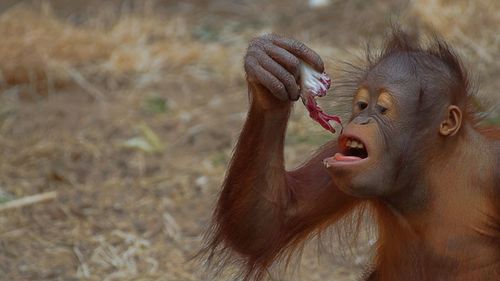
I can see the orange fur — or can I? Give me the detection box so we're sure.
[204,30,500,281]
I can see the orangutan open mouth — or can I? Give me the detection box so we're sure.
[331,135,369,162]
[323,135,369,168]
[342,136,368,159]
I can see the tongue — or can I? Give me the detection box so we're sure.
[334,153,362,162]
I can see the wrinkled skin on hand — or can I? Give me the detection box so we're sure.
[242,34,341,133]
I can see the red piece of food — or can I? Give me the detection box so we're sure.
[300,63,343,133]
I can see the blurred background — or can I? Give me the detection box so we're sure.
[0,0,498,280]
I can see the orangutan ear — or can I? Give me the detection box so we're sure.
[439,105,462,137]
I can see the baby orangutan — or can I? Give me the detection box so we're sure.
[205,30,500,281]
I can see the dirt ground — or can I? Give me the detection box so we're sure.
[0,1,498,280]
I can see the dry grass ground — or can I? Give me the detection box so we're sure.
[0,1,498,280]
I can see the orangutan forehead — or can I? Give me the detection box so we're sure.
[370,52,457,82]
[368,54,418,81]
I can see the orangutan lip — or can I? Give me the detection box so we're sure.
[323,153,368,168]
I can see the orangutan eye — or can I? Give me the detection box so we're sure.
[356,101,368,110]
[377,105,388,114]
[377,91,393,116]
